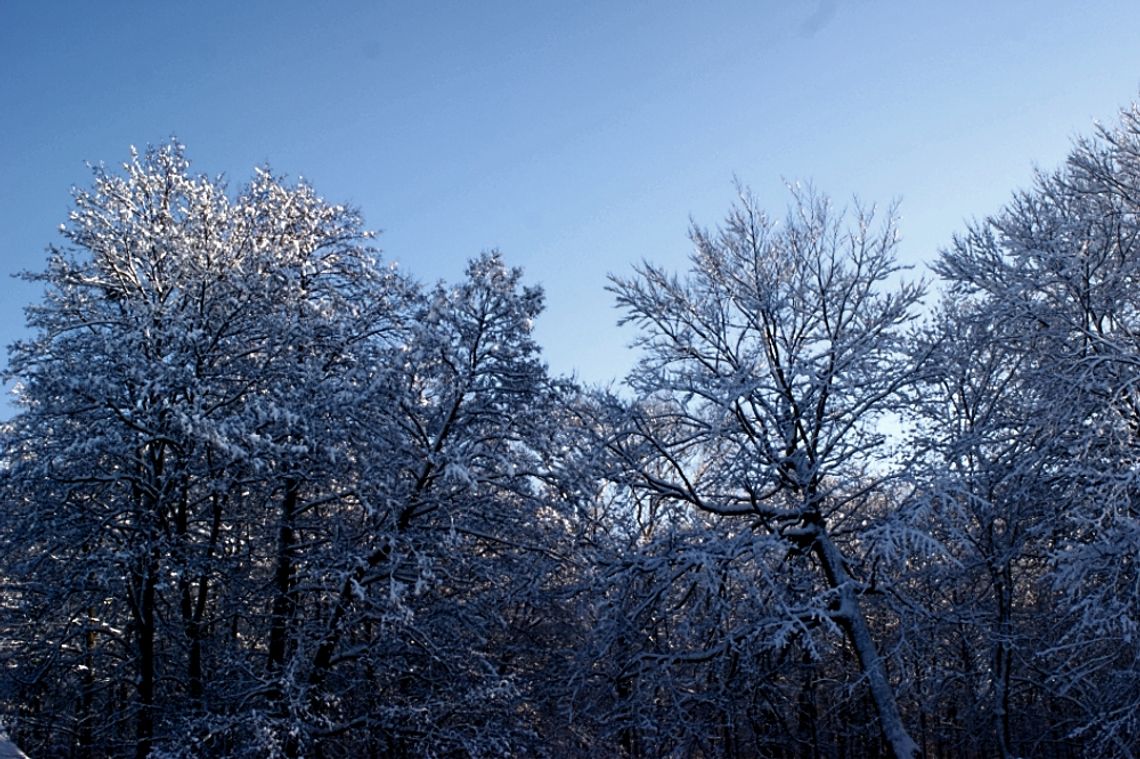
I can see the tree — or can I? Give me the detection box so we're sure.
[1,139,606,758]
[0,139,604,758]
[0,141,409,756]
[267,252,585,757]
[905,299,1066,757]
[607,185,926,758]
[933,102,1140,755]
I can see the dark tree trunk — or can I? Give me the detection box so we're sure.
[268,477,301,672]
[131,553,158,759]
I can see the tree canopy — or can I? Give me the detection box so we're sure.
[4,104,1140,757]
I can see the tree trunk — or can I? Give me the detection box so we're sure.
[268,478,300,671]
[796,650,820,759]
[811,527,918,759]
[131,553,158,759]
[993,561,1014,758]
[131,446,165,759]
[78,607,97,757]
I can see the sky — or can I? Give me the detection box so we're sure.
[4,1,1140,417]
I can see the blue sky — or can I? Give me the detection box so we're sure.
[4,1,1140,414]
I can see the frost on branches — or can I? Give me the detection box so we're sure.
[606,185,926,759]
[930,104,1140,756]
[0,142,583,758]
[4,116,1140,758]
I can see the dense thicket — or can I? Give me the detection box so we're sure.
[2,100,1140,757]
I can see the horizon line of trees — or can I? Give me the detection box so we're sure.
[2,97,1140,758]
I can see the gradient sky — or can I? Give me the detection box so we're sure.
[4,1,1140,416]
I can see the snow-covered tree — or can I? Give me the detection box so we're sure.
[931,102,1140,756]
[0,140,600,758]
[903,299,1071,757]
[261,252,586,757]
[14,99,1140,758]
[606,185,927,758]
[0,142,404,756]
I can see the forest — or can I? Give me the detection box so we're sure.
[2,101,1140,759]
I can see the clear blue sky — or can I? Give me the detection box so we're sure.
[4,1,1140,414]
